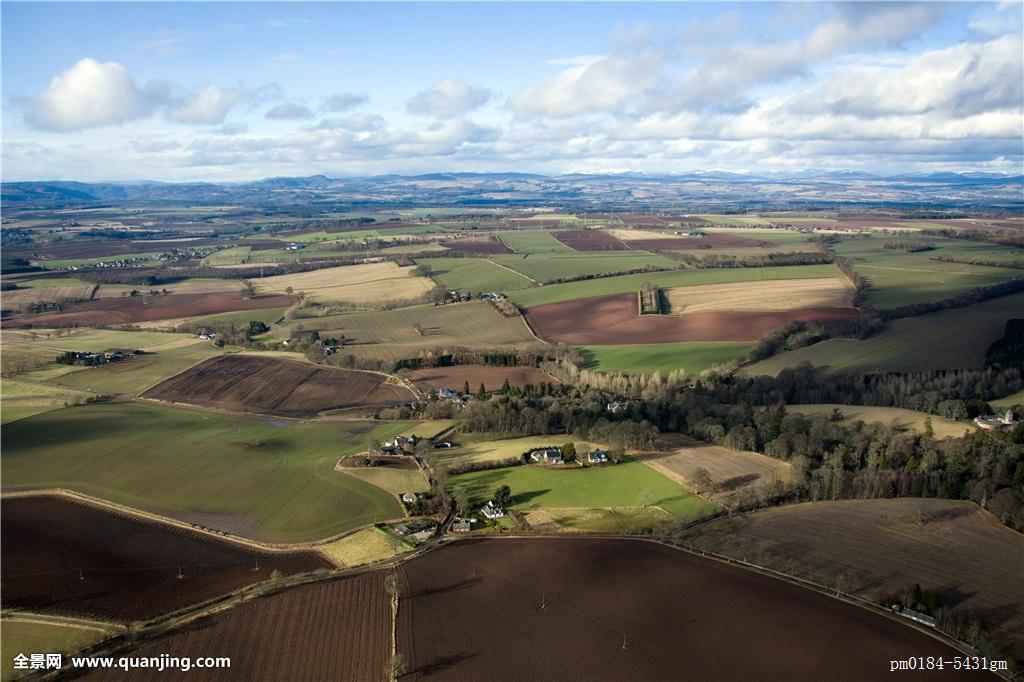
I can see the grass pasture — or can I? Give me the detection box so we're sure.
[274,301,538,362]
[581,342,755,374]
[2,620,109,681]
[252,261,435,305]
[745,292,1024,375]
[340,466,430,496]
[0,378,99,424]
[317,527,412,568]
[437,435,607,468]
[786,404,972,439]
[491,251,677,284]
[507,264,840,307]
[419,257,534,293]
[497,231,574,253]
[0,402,410,542]
[450,458,715,529]
[992,390,1024,410]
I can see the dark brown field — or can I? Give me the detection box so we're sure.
[525,293,858,344]
[397,538,991,681]
[143,355,414,416]
[553,229,629,251]
[5,237,222,260]
[629,234,770,250]
[683,499,1024,660]
[406,364,556,392]
[83,572,390,681]
[438,236,513,254]
[10,292,296,327]
[0,496,330,622]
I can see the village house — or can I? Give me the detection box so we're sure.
[587,448,610,464]
[481,500,505,519]
[451,518,472,533]
[529,448,564,465]
[974,410,1018,431]
[607,400,628,415]
[401,492,419,505]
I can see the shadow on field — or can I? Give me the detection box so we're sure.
[406,575,481,599]
[512,489,551,506]
[407,651,478,677]
[717,473,761,492]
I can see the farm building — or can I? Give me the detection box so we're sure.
[481,501,505,519]
[451,518,472,533]
[402,493,419,504]
[529,448,564,465]
[588,449,610,464]
[974,410,1018,431]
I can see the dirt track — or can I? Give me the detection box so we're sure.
[10,292,295,327]
[525,293,858,344]
[1,496,329,622]
[397,538,992,681]
[143,355,414,416]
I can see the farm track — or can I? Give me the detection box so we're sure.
[484,258,540,284]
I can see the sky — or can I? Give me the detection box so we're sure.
[2,1,1022,182]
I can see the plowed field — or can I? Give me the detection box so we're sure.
[1,496,329,622]
[525,293,858,344]
[144,355,413,416]
[397,538,990,681]
[553,230,629,251]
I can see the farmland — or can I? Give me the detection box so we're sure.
[273,301,539,362]
[2,620,108,678]
[664,277,853,315]
[143,355,413,416]
[449,458,715,527]
[405,365,555,392]
[506,263,841,307]
[318,527,412,568]
[746,292,1024,375]
[47,343,223,396]
[552,229,629,250]
[436,435,607,469]
[1,495,329,621]
[683,499,1024,659]
[581,342,755,374]
[419,257,534,292]
[0,378,98,424]
[491,251,677,283]
[1,403,410,541]
[85,573,391,682]
[438,236,512,254]
[497,230,574,253]
[638,434,792,499]
[1,283,97,309]
[397,538,983,681]
[251,261,436,305]
[526,292,857,345]
[339,464,430,496]
[786,404,972,439]
[833,237,1022,309]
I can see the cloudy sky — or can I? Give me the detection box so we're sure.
[2,1,1022,181]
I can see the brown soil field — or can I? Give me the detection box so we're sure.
[683,499,1024,660]
[1,495,330,622]
[84,572,390,681]
[143,355,413,416]
[438,236,513,254]
[553,230,629,251]
[397,538,992,681]
[8,292,295,328]
[638,434,791,498]
[632,234,771,250]
[664,278,853,315]
[5,238,222,260]
[406,365,556,392]
[525,293,858,344]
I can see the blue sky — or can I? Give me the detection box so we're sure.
[2,2,1022,181]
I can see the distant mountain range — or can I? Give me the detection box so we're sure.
[3,171,1022,211]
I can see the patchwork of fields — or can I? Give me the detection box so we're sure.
[252,261,436,305]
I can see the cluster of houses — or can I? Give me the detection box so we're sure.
[435,386,466,408]
[378,432,452,455]
[197,331,218,341]
[59,348,138,366]
[974,410,1018,431]
[526,446,609,465]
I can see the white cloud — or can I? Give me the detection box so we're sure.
[407,79,492,117]
[26,58,164,131]
[323,92,368,112]
[265,102,314,120]
[167,85,245,124]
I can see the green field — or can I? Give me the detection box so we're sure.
[746,292,1024,375]
[44,343,223,395]
[186,307,287,327]
[834,237,1021,308]
[582,341,756,375]
[1,402,410,541]
[491,251,678,284]
[507,263,841,307]
[497,231,574,253]
[341,467,430,495]
[0,378,99,424]
[992,390,1024,410]
[2,620,109,681]
[419,257,534,293]
[273,301,538,361]
[203,246,252,265]
[437,435,607,468]
[450,458,715,523]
